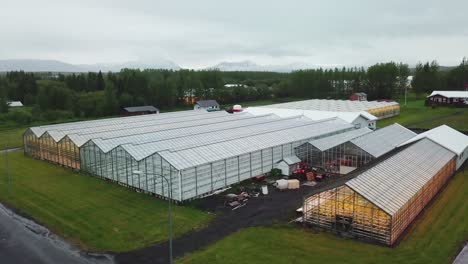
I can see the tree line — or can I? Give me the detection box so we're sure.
[0,58,467,125]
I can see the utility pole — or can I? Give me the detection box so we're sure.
[4,143,11,199]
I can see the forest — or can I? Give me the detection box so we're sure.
[0,58,467,125]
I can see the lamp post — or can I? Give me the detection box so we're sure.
[133,170,173,264]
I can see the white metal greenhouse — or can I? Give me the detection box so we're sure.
[79,116,356,201]
[263,99,400,119]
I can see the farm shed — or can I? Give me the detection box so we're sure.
[262,99,400,119]
[194,100,220,111]
[275,155,301,176]
[303,138,457,245]
[244,107,378,130]
[79,117,356,202]
[122,105,159,116]
[23,110,234,169]
[295,123,416,174]
[399,125,468,170]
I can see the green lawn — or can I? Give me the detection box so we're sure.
[378,97,468,131]
[0,151,212,252]
[0,127,26,150]
[179,170,468,264]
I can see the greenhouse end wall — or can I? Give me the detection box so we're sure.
[303,185,392,245]
[24,130,81,169]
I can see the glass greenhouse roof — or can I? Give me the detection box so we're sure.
[350,123,417,158]
[346,138,455,216]
[307,127,373,151]
[262,99,399,112]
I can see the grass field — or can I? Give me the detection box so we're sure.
[0,127,26,150]
[379,95,468,131]
[0,151,212,252]
[179,169,468,264]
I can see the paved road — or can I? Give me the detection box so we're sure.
[0,203,114,264]
[116,181,334,264]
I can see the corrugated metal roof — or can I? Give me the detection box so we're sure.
[195,100,219,107]
[350,124,417,158]
[399,125,468,155]
[308,127,373,151]
[123,106,159,112]
[428,91,468,98]
[346,138,455,216]
[262,99,399,112]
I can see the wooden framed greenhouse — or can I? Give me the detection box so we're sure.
[303,138,457,245]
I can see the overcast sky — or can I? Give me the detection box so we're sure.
[2,0,468,68]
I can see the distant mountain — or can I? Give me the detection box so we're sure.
[209,60,320,72]
[0,59,180,72]
[0,59,82,72]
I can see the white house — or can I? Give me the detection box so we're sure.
[194,100,220,111]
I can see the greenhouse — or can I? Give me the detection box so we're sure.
[295,123,416,174]
[263,99,400,119]
[23,110,236,169]
[80,116,356,201]
[303,138,457,245]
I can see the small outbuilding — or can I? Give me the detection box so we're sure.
[426,91,468,107]
[8,101,23,107]
[122,106,159,116]
[275,155,301,176]
[194,100,220,111]
[349,92,367,101]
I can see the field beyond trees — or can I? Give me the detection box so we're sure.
[0,151,212,252]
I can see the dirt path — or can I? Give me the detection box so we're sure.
[115,182,330,264]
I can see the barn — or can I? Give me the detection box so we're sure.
[349,92,367,101]
[303,135,462,245]
[295,124,416,175]
[426,91,468,107]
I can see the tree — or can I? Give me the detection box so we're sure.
[101,81,119,115]
[412,61,441,94]
[0,78,9,113]
[366,62,399,99]
[396,63,410,95]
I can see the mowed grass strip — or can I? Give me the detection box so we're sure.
[179,170,468,264]
[0,151,212,252]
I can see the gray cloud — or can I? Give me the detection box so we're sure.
[1,0,467,68]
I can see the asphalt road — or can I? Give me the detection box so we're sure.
[0,203,114,264]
